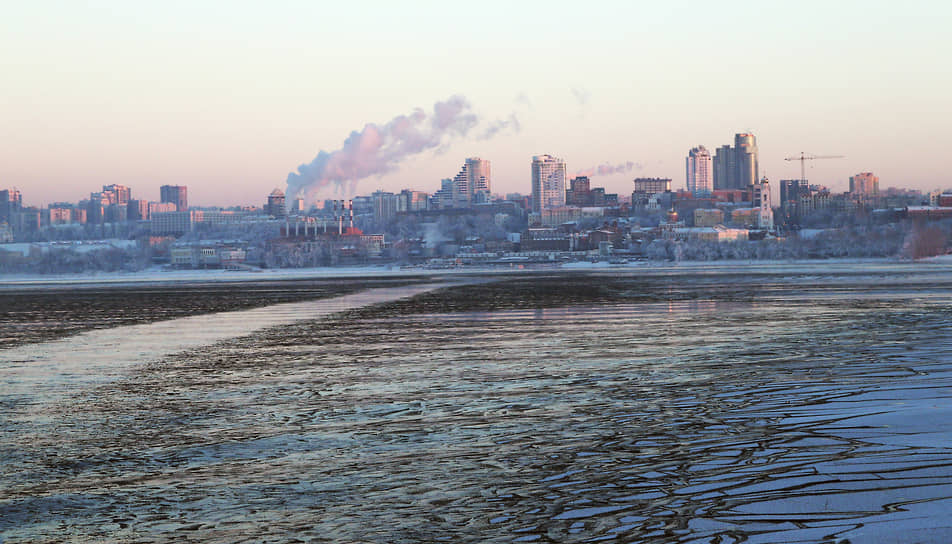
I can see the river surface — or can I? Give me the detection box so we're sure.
[2,264,952,543]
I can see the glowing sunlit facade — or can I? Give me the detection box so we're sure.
[686,146,713,195]
[452,157,492,207]
[531,154,566,213]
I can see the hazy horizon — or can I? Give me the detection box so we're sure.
[3,1,949,207]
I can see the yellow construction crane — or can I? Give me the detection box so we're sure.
[784,152,844,183]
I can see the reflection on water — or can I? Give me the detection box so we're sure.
[0,283,444,407]
[0,280,415,349]
[2,267,952,543]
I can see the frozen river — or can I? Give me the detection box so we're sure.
[2,264,952,542]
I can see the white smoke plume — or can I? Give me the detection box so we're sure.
[479,112,521,140]
[514,91,532,109]
[575,161,643,177]
[479,92,532,139]
[571,87,591,106]
[421,222,451,248]
[286,95,479,202]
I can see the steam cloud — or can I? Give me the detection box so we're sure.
[479,113,521,140]
[287,95,485,201]
[571,87,591,106]
[514,92,532,109]
[479,92,532,139]
[575,161,644,177]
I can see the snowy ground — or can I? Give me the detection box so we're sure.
[0,239,138,256]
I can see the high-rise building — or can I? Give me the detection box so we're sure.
[632,178,672,193]
[350,196,372,218]
[103,184,131,205]
[735,133,758,189]
[686,146,713,195]
[128,199,150,221]
[104,202,127,223]
[566,176,592,206]
[780,179,801,207]
[0,189,22,225]
[86,193,106,224]
[452,157,492,207]
[160,185,188,211]
[468,157,491,200]
[398,190,429,212]
[452,168,469,207]
[372,191,399,221]
[713,145,733,190]
[266,188,287,218]
[15,207,41,233]
[713,133,759,190]
[149,201,177,216]
[779,179,801,224]
[849,172,879,197]
[531,154,566,213]
[433,178,454,209]
[49,203,74,225]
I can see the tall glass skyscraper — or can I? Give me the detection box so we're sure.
[452,157,492,207]
[734,133,759,189]
[712,133,759,190]
[686,146,713,195]
[531,155,566,213]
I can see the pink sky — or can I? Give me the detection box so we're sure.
[2,2,949,207]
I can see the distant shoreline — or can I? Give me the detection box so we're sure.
[2,256,949,289]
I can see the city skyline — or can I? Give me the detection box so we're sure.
[2,2,950,207]
[0,151,927,213]
[5,123,944,210]
[0,143,931,214]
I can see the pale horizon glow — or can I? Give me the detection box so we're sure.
[2,1,950,207]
